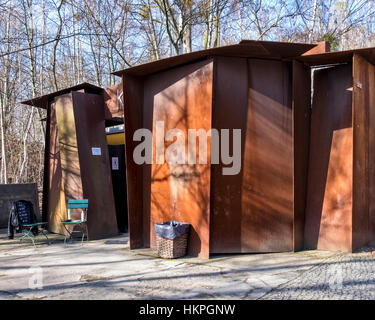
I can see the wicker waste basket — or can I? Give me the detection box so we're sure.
[154,221,190,258]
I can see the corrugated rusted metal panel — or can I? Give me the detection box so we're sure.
[304,64,353,251]
[292,60,311,251]
[209,56,248,253]
[72,91,118,239]
[145,60,213,258]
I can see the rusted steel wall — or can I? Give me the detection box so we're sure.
[367,59,375,244]
[242,59,294,252]
[210,58,294,253]
[352,54,375,250]
[104,83,124,119]
[304,64,353,251]
[123,75,144,249]
[42,103,51,222]
[55,94,84,209]
[292,61,311,251]
[123,60,213,257]
[209,57,248,253]
[46,92,117,239]
[72,91,118,239]
[145,60,213,258]
[123,52,375,256]
[123,56,310,256]
[47,101,67,234]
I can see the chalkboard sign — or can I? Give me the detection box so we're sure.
[16,201,30,224]
[15,200,36,225]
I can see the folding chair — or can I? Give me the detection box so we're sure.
[60,199,88,245]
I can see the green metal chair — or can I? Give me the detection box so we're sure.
[20,222,50,247]
[60,199,88,245]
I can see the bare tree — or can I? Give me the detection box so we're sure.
[1,0,375,187]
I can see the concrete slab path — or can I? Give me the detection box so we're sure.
[0,229,374,300]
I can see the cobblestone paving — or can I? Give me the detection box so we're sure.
[262,248,375,300]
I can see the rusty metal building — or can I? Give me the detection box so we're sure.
[113,40,332,258]
[295,49,375,253]
[22,40,375,256]
[22,83,127,239]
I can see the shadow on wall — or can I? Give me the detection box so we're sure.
[240,59,294,253]
[304,64,353,251]
[142,60,213,257]
[211,57,294,253]
[48,95,84,236]
[142,57,297,255]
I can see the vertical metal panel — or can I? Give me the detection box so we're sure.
[141,76,154,248]
[144,60,213,258]
[304,64,353,251]
[42,102,51,222]
[123,75,145,249]
[292,61,311,251]
[368,60,375,242]
[51,92,118,239]
[209,57,294,254]
[47,101,67,234]
[55,94,84,208]
[240,59,294,252]
[72,91,118,239]
[352,54,372,250]
[210,57,248,253]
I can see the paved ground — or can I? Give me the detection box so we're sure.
[0,228,374,300]
[263,250,375,300]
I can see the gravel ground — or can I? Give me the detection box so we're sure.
[263,248,375,300]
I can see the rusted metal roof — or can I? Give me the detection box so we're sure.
[296,46,375,66]
[113,40,317,77]
[21,82,103,109]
